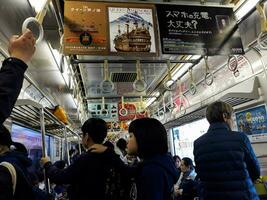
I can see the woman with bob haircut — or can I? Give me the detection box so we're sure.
[127,118,179,200]
[92,118,179,200]
[193,101,260,200]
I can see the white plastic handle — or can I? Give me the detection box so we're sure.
[227,55,238,71]
[119,108,128,117]
[22,17,44,44]
[100,80,115,93]
[257,32,267,50]
[133,79,147,92]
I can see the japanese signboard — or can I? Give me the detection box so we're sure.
[235,105,267,136]
[108,5,158,56]
[64,2,108,55]
[156,4,244,55]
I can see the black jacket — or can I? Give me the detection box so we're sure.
[0,58,35,200]
[0,57,27,124]
[0,153,35,200]
[44,149,119,200]
[136,154,179,200]
[193,123,260,200]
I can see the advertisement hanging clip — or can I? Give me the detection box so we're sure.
[256,2,267,50]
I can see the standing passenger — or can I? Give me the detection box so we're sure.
[0,29,36,200]
[194,101,260,200]
[127,118,179,200]
[40,118,119,200]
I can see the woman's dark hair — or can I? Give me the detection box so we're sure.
[0,124,12,147]
[173,155,181,162]
[182,157,194,169]
[206,101,233,123]
[128,118,168,159]
[81,118,107,143]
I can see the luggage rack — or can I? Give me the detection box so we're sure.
[10,99,81,192]
[11,99,73,138]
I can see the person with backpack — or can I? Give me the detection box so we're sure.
[40,118,121,200]
[91,118,180,200]
[0,29,36,200]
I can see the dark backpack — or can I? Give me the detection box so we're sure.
[105,167,136,200]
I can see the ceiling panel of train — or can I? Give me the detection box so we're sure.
[2,0,263,130]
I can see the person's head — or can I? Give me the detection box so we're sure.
[127,118,168,159]
[81,118,107,149]
[173,155,181,169]
[0,124,12,154]
[180,157,194,173]
[206,101,234,129]
[54,160,66,169]
[116,138,127,152]
[11,142,28,156]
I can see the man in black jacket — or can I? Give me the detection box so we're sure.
[40,118,119,200]
[0,29,36,200]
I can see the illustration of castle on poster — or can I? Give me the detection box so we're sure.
[108,6,157,55]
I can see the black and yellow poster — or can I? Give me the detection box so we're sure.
[156,4,244,55]
[64,1,109,55]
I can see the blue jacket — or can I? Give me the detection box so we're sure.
[193,123,260,200]
[136,153,179,200]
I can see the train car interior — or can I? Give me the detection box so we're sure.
[0,0,267,199]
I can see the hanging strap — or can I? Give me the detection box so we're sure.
[0,162,17,195]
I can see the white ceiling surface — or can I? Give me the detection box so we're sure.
[0,0,247,129]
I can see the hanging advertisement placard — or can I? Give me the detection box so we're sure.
[107,4,158,56]
[64,2,109,55]
[156,4,244,55]
[235,105,267,136]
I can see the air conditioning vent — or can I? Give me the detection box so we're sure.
[221,97,252,107]
[111,72,137,82]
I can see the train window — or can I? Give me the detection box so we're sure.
[172,118,209,160]
[11,124,51,170]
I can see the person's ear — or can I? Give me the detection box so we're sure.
[223,113,228,122]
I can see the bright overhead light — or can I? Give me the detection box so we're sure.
[172,63,192,81]
[146,97,157,107]
[28,0,47,13]
[235,0,261,21]
[155,92,160,97]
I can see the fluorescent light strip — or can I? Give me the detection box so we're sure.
[235,0,261,21]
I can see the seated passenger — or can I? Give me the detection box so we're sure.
[174,157,197,200]
[194,101,261,200]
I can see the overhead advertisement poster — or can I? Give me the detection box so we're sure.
[156,4,244,55]
[64,2,158,56]
[64,1,109,55]
[235,105,267,140]
[107,5,158,56]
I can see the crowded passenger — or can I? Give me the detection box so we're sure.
[173,155,182,177]
[174,157,197,200]
[93,117,180,200]
[194,101,261,200]
[115,138,128,164]
[40,118,120,200]
[0,29,36,200]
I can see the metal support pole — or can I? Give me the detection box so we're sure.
[64,127,70,165]
[40,107,50,193]
[60,137,64,160]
